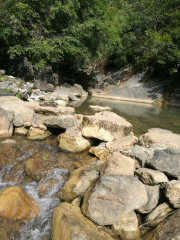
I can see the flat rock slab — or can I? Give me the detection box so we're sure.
[44,116,79,129]
[147,147,180,177]
[139,128,180,149]
[81,175,148,225]
[82,111,132,141]
[34,106,75,116]
[52,202,115,240]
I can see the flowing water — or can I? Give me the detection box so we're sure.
[70,97,180,136]
[0,136,95,240]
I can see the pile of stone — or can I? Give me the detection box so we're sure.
[54,121,180,239]
[0,70,87,103]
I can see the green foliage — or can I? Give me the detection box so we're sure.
[15,92,21,98]
[42,154,47,161]
[0,0,179,74]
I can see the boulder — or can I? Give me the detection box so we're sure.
[100,152,135,176]
[147,147,180,177]
[44,116,78,130]
[58,127,91,153]
[89,143,109,161]
[143,209,180,240]
[27,127,52,140]
[135,168,169,185]
[81,175,148,225]
[165,180,180,208]
[33,80,54,92]
[60,161,103,202]
[137,185,159,213]
[0,186,39,220]
[127,145,154,167]
[46,83,54,92]
[106,133,137,152]
[139,128,180,149]
[145,202,173,227]
[52,202,115,240]
[14,127,29,136]
[0,107,14,138]
[82,111,132,141]
[112,211,140,240]
[13,113,25,127]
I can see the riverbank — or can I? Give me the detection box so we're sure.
[0,94,180,239]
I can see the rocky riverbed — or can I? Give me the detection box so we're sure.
[0,70,180,240]
[0,92,180,240]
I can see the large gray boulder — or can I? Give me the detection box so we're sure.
[0,108,14,138]
[81,175,148,225]
[82,111,132,141]
[147,147,180,177]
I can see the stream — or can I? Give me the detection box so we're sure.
[0,97,179,239]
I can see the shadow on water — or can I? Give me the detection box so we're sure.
[70,97,180,136]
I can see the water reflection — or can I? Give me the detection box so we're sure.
[71,97,180,136]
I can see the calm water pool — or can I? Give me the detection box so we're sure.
[70,97,180,136]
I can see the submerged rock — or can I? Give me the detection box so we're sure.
[60,161,103,202]
[0,186,39,221]
[81,175,148,225]
[52,202,115,240]
[82,111,132,141]
[89,105,111,111]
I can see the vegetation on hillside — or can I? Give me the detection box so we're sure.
[0,0,179,74]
